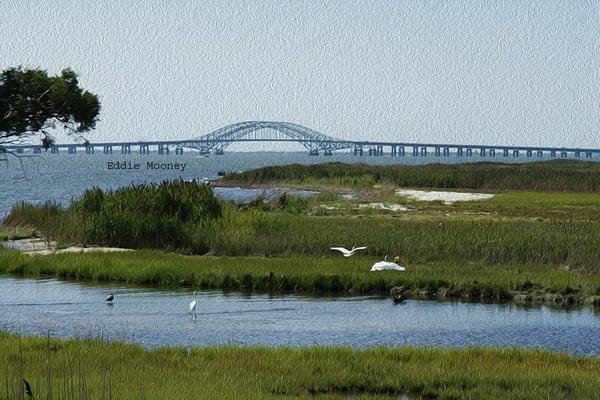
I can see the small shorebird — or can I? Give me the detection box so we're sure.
[330,246,368,257]
[105,292,114,302]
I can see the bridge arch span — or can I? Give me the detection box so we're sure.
[181,121,354,155]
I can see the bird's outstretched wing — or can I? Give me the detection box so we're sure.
[330,247,350,255]
[353,246,368,251]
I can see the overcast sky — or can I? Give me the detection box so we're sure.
[2,0,599,147]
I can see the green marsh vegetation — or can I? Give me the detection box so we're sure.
[3,163,600,302]
[4,180,221,252]
[5,183,600,271]
[2,332,600,400]
[0,226,33,241]
[1,249,600,304]
[222,159,600,192]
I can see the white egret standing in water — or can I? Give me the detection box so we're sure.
[189,291,197,318]
[330,246,367,257]
[370,255,406,272]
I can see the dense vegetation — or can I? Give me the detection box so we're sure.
[223,160,600,191]
[2,249,599,305]
[0,67,100,147]
[4,180,221,252]
[2,332,599,400]
[7,203,600,271]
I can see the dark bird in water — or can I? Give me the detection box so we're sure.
[23,379,32,397]
[390,287,407,304]
[105,292,114,302]
[392,293,406,304]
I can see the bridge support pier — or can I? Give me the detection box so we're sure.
[398,146,405,156]
[103,145,113,155]
[489,149,495,157]
[33,147,42,154]
[551,150,556,157]
[85,146,95,154]
[50,147,59,154]
[309,149,319,156]
[480,148,486,157]
[175,147,183,155]
[158,144,170,155]
[537,150,543,157]
[513,150,519,157]
[457,148,463,157]
[353,146,363,156]
[503,149,509,157]
[527,150,532,157]
[324,149,333,156]
[586,152,592,158]
[140,145,150,155]
[68,146,76,154]
[443,147,450,157]
[121,145,131,155]
[561,151,568,157]
[435,147,441,157]
[466,148,472,157]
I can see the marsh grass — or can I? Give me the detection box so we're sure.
[3,181,222,252]
[212,211,600,271]
[222,160,600,192]
[0,226,34,241]
[4,200,600,272]
[3,202,82,244]
[1,249,599,302]
[2,332,600,400]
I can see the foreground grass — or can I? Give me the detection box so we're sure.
[2,249,600,305]
[2,332,599,400]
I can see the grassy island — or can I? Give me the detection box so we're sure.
[1,162,600,306]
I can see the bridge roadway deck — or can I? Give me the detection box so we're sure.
[2,138,600,156]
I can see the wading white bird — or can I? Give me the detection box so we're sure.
[370,255,406,272]
[189,291,197,318]
[330,246,368,257]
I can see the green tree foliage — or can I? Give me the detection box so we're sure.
[0,67,100,147]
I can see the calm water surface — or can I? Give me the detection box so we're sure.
[1,276,599,356]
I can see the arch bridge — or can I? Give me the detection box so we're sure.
[180,121,354,155]
[2,120,600,159]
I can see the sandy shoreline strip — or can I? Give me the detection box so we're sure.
[396,189,494,204]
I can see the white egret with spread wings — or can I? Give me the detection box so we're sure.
[330,246,367,257]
